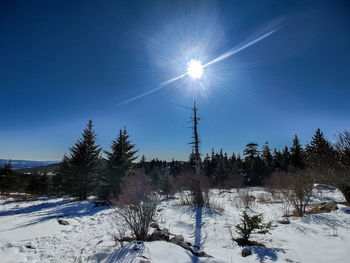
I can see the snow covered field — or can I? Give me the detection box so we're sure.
[1,187,349,263]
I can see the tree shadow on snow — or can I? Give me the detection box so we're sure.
[1,198,111,229]
[0,198,70,216]
[91,242,145,263]
[249,246,285,262]
[301,213,350,228]
[340,206,350,214]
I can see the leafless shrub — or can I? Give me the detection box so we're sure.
[269,171,314,217]
[236,188,256,208]
[111,173,158,241]
[206,196,225,212]
[265,186,284,203]
[330,222,338,237]
[218,176,244,190]
[280,197,292,218]
[176,172,211,208]
[257,193,270,203]
[107,221,128,247]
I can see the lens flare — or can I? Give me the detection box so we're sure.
[187,59,203,79]
[117,21,282,106]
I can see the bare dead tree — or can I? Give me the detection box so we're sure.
[189,100,201,177]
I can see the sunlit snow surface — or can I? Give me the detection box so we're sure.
[0,188,349,263]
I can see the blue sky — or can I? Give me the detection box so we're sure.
[1,0,349,161]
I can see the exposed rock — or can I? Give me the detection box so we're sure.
[191,249,211,257]
[319,201,338,213]
[150,228,169,241]
[57,219,69,225]
[169,234,184,243]
[150,222,160,229]
[25,244,35,249]
[277,219,290,224]
[242,248,252,257]
[169,235,191,250]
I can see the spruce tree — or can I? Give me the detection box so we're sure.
[272,149,283,171]
[0,161,17,192]
[281,146,290,171]
[306,129,334,168]
[334,131,350,201]
[243,143,259,160]
[243,143,263,185]
[68,120,102,200]
[261,142,274,181]
[290,135,305,171]
[214,150,230,185]
[261,142,273,167]
[306,128,336,181]
[26,169,41,195]
[102,127,138,200]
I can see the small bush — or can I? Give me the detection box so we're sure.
[236,188,255,208]
[176,172,210,208]
[111,173,158,241]
[160,171,175,198]
[235,210,272,242]
[269,171,314,217]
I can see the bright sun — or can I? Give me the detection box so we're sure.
[187,59,203,79]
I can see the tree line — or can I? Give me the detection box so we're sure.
[1,121,349,202]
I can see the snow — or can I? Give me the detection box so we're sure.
[0,187,349,263]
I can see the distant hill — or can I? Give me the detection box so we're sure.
[0,159,59,170]
[17,163,61,174]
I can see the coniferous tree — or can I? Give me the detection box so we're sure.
[261,142,273,167]
[169,158,182,177]
[333,131,350,201]
[290,135,305,171]
[26,169,41,195]
[306,128,335,171]
[160,170,174,197]
[214,149,230,185]
[102,127,138,200]
[68,120,102,200]
[261,142,273,181]
[55,154,72,194]
[243,143,264,185]
[281,146,290,172]
[139,154,146,171]
[244,143,259,160]
[203,153,211,179]
[272,148,283,171]
[0,161,17,193]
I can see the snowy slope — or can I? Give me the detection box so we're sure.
[0,188,349,263]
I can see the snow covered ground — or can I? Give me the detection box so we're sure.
[0,187,349,263]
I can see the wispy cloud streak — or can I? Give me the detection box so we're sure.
[203,28,278,68]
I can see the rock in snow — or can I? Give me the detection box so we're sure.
[319,201,339,212]
[241,247,252,257]
[57,219,69,225]
[169,235,191,250]
[150,228,170,241]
